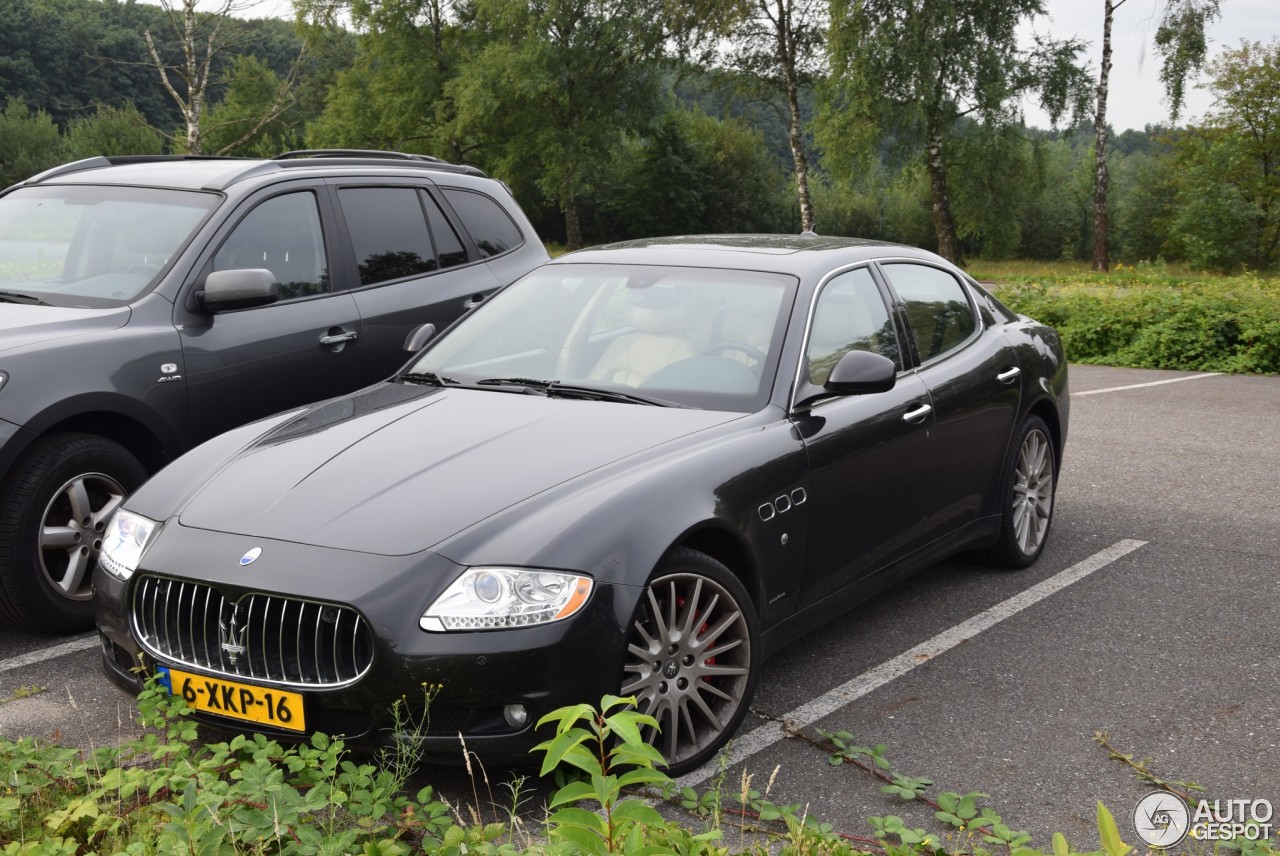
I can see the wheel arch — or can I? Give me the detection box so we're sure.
[19,395,184,476]
[672,521,763,613]
[1027,397,1063,469]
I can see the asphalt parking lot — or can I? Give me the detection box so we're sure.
[2,363,1277,846]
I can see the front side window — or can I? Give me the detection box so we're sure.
[0,184,218,308]
[880,263,976,363]
[440,188,522,258]
[806,267,901,386]
[213,192,329,300]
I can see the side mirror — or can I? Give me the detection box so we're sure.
[199,269,278,312]
[404,323,436,353]
[824,349,897,395]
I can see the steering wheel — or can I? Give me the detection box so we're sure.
[704,341,768,365]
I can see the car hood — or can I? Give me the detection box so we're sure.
[177,382,740,555]
[0,303,130,352]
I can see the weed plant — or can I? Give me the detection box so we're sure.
[2,675,1276,855]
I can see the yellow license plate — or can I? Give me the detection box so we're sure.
[159,666,306,732]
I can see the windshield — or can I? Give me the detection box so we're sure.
[409,263,797,412]
[0,184,219,308]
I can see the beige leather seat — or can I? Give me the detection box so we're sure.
[590,286,697,387]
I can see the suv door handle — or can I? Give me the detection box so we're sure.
[320,330,358,346]
[902,403,933,424]
[463,292,488,311]
[997,367,1021,383]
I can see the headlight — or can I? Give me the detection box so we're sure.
[420,567,593,632]
[98,510,161,581]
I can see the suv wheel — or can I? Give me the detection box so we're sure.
[0,434,147,634]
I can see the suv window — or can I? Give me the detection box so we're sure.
[339,187,437,286]
[423,192,468,268]
[807,267,901,385]
[213,192,329,300]
[880,263,976,363]
[441,188,523,258]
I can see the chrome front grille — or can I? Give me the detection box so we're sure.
[132,576,374,689]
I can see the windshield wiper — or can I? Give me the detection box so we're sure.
[399,371,457,387]
[543,383,683,407]
[475,377,679,407]
[0,291,50,306]
[475,377,555,389]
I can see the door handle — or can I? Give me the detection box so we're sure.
[997,366,1021,383]
[320,330,358,346]
[902,403,933,424]
[463,293,487,311]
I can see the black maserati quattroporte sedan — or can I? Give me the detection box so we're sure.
[96,235,1067,775]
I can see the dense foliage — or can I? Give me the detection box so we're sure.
[1,0,1277,272]
[984,263,1280,373]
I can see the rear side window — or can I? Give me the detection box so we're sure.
[441,188,522,258]
[339,187,436,285]
[880,263,976,363]
[213,192,329,301]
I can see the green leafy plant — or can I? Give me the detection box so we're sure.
[534,694,673,856]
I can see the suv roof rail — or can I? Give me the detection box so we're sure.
[271,149,487,177]
[20,154,254,187]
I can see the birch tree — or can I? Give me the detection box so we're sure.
[143,0,302,154]
[1090,0,1222,271]
[823,0,1090,263]
[725,0,826,233]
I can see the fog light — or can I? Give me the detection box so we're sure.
[503,704,529,728]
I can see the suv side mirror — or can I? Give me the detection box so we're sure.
[404,323,436,352]
[200,269,278,312]
[824,349,897,395]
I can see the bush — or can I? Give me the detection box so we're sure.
[988,265,1280,374]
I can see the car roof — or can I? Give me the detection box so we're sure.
[20,152,489,194]
[551,234,949,277]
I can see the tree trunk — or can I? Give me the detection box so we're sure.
[564,186,582,251]
[926,128,962,264]
[775,1,815,233]
[1092,0,1119,272]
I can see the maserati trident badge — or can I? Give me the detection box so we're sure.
[218,607,248,665]
[240,547,262,566]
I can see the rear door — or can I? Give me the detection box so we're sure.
[329,180,503,384]
[176,186,363,445]
[876,261,1021,535]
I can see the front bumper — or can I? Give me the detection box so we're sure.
[94,526,640,766]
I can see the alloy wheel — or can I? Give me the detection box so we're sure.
[1012,428,1054,556]
[39,472,127,601]
[621,571,753,770]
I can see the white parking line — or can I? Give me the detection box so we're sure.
[1071,373,1220,397]
[676,538,1149,789]
[0,634,97,675]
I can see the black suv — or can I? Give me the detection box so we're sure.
[0,150,548,634]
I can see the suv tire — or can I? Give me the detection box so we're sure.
[0,434,146,634]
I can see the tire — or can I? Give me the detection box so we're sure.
[982,416,1057,569]
[619,547,758,776]
[0,434,147,634]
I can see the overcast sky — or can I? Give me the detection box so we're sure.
[1024,0,1279,131]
